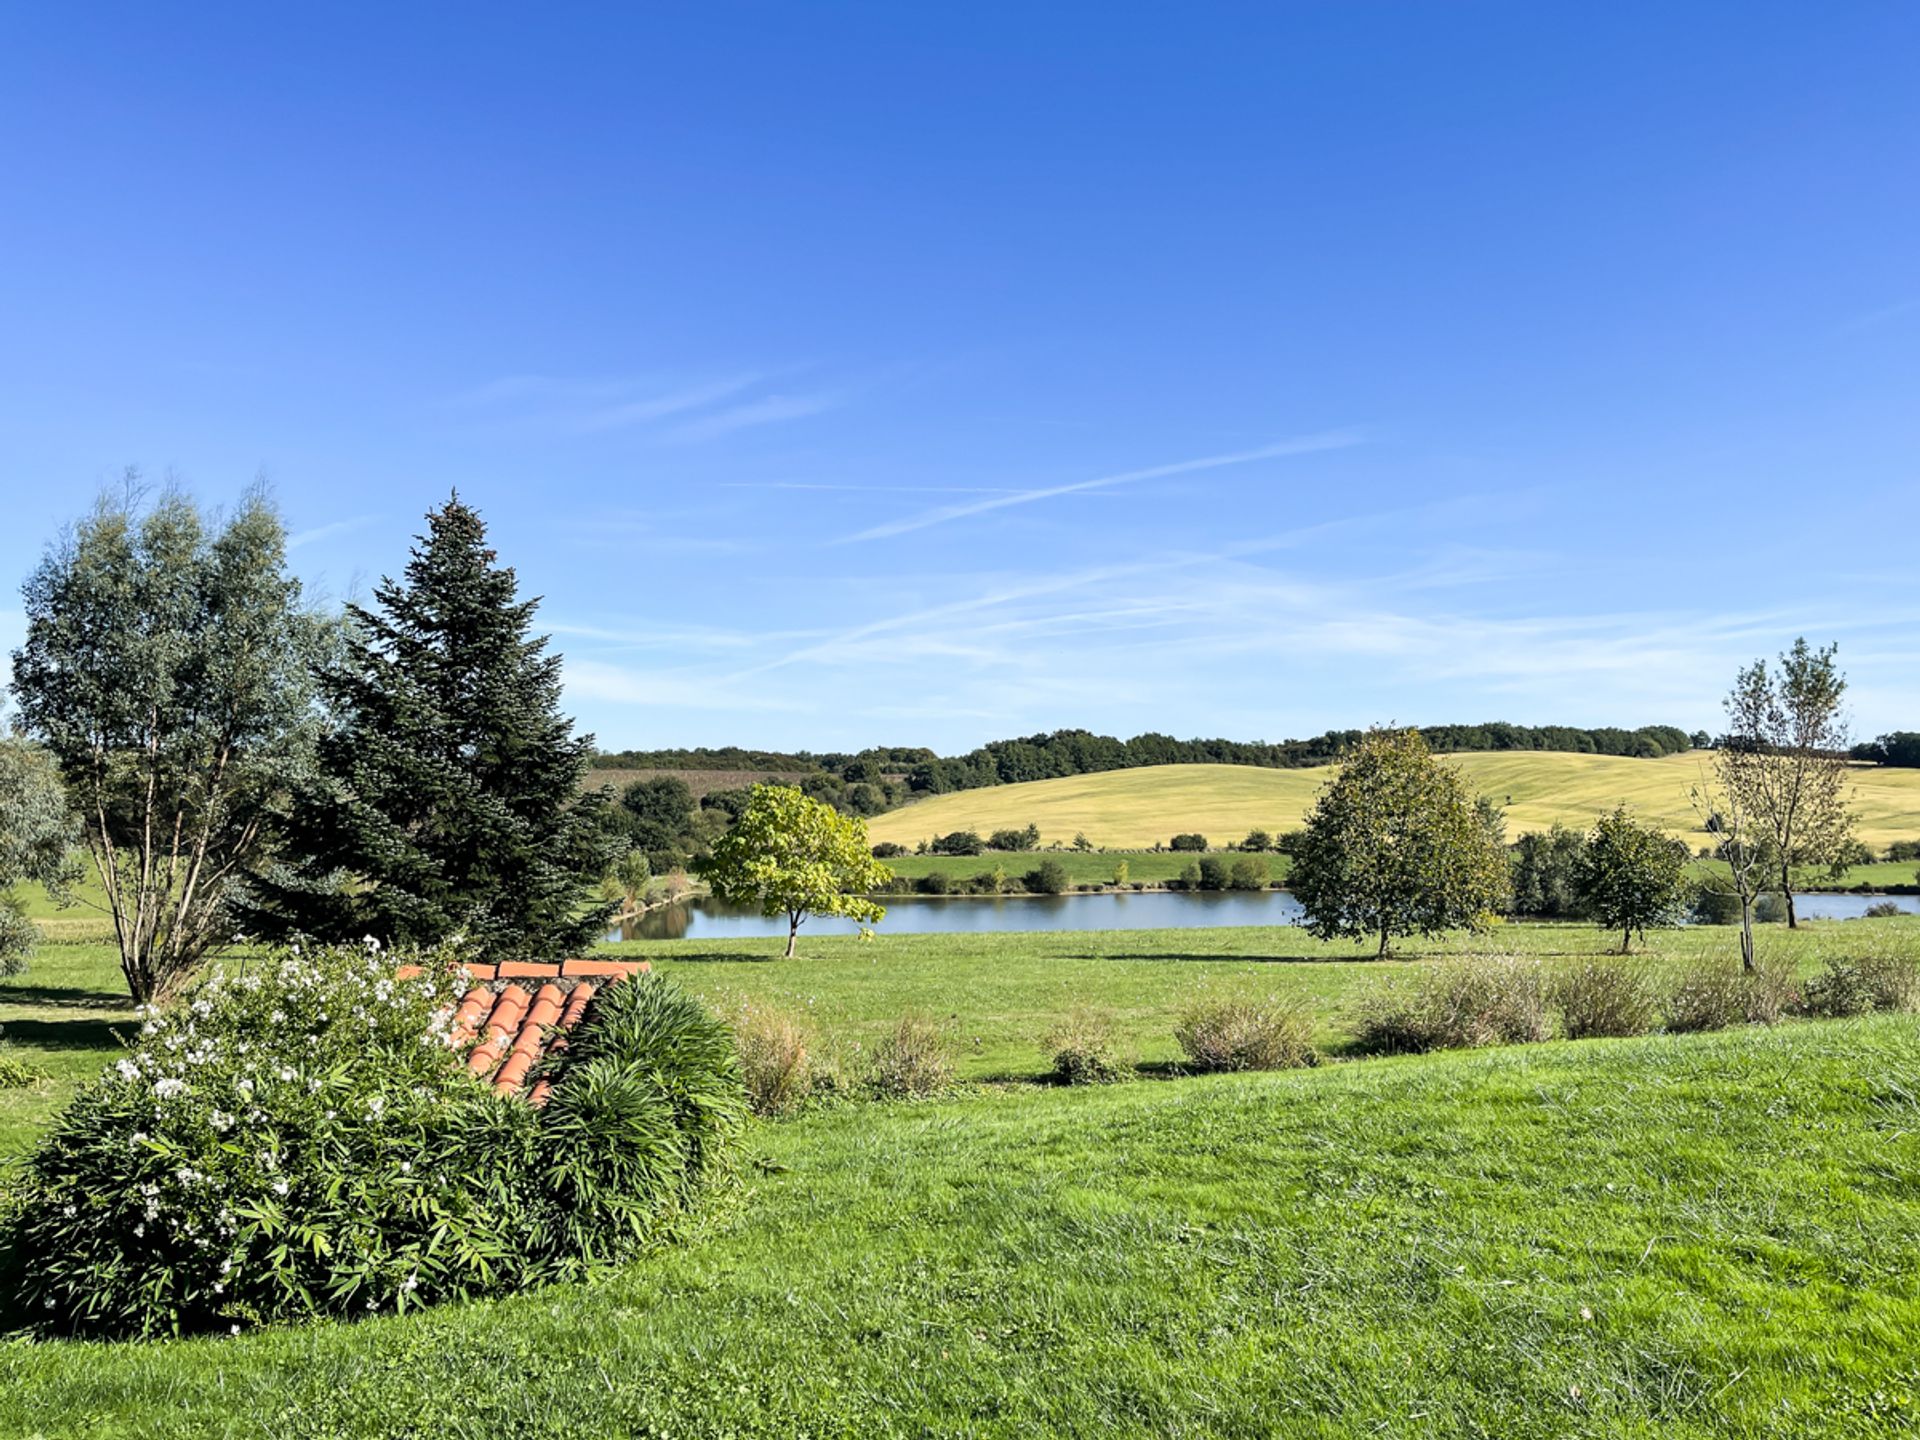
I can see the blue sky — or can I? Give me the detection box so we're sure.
[2,3,1917,753]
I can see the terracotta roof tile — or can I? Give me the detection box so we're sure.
[419,959,649,1104]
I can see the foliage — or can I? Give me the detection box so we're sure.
[9,485,325,1001]
[1799,952,1920,1018]
[915,871,953,895]
[1551,959,1659,1039]
[931,830,985,857]
[243,496,617,962]
[1110,859,1130,887]
[1507,825,1586,919]
[0,1042,44,1089]
[1690,882,1744,925]
[1168,833,1209,852]
[1196,855,1231,890]
[1042,1008,1126,1085]
[1173,996,1316,1072]
[1853,731,1920,767]
[605,846,652,913]
[1023,859,1070,894]
[699,785,892,956]
[1720,638,1856,928]
[1865,900,1905,918]
[1352,955,1550,1053]
[725,1002,818,1116]
[871,841,908,859]
[0,733,76,977]
[987,824,1040,852]
[1290,730,1510,956]
[1663,960,1771,1033]
[1240,829,1273,852]
[0,946,742,1337]
[865,1015,954,1099]
[1574,806,1689,951]
[1227,856,1269,891]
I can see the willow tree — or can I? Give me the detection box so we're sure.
[1721,638,1855,929]
[1289,728,1509,957]
[9,484,323,1000]
[699,785,892,957]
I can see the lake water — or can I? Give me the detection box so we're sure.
[608,888,1920,942]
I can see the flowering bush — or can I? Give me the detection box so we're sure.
[0,944,743,1338]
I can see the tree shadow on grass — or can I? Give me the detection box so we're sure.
[0,1016,135,1052]
[642,950,788,965]
[1071,951,1382,965]
[0,984,135,1012]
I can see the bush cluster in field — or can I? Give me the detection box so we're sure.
[727,1002,959,1114]
[0,946,743,1338]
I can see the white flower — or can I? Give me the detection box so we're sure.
[277,1066,296,1083]
[271,1178,289,1196]
[154,1077,187,1100]
[115,1059,139,1083]
[209,1111,234,1133]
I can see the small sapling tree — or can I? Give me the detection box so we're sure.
[700,784,892,957]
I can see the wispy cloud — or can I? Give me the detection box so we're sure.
[719,481,1029,495]
[451,371,844,443]
[836,429,1366,543]
[287,516,375,551]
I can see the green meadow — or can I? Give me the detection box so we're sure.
[5,918,1920,1436]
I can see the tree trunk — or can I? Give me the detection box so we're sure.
[785,915,799,959]
[1739,899,1756,974]
[1781,863,1798,929]
[1377,922,1390,959]
[1620,925,1632,956]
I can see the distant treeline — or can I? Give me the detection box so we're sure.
[1852,732,1920,767]
[594,723,1697,801]
[897,723,1696,795]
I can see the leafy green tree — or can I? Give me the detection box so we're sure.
[1023,858,1069,894]
[1240,829,1273,853]
[1509,825,1587,918]
[1071,832,1094,852]
[10,485,324,1000]
[1575,806,1688,952]
[1169,833,1209,852]
[1290,729,1510,956]
[699,785,892,956]
[243,496,617,959]
[0,730,77,976]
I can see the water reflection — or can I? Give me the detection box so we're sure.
[605,887,1920,943]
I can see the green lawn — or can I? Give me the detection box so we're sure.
[876,848,1292,888]
[5,923,1920,1436]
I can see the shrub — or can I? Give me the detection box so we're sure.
[988,825,1040,853]
[1176,862,1202,891]
[866,1015,954,1099]
[1690,883,1743,925]
[1110,860,1130,887]
[1196,856,1232,891]
[1043,1008,1125,1085]
[1174,996,1316,1072]
[931,830,985,857]
[1024,859,1070,895]
[1552,960,1659,1040]
[1353,955,1551,1054]
[1240,829,1273,852]
[1801,952,1920,1018]
[0,946,743,1338]
[1169,833,1209,852]
[727,1002,815,1117]
[870,841,908,859]
[1227,857,1269,891]
[1752,892,1787,924]
[1663,962,1752,1033]
[1865,901,1904,918]
[915,871,953,896]
[0,1041,42,1089]
[1273,829,1308,856]
[1885,840,1920,863]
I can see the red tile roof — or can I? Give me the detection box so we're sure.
[397,959,651,1104]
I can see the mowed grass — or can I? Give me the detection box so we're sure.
[865,754,1920,851]
[877,849,1291,887]
[3,1010,1918,1437]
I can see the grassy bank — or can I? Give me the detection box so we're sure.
[3,1011,1917,1437]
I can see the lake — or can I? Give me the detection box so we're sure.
[608,888,1920,941]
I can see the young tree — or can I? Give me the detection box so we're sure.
[243,496,618,959]
[1691,768,1769,973]
[0,731,78,976]
[1574,806,1688,953]
[1290,728,1509,956]
[699,784,892,957]
[1721,638,1855,928]
[10,486,323,1000]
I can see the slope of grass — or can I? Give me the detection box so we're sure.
[3,1015,1918,1438]
[866,754,1920,850]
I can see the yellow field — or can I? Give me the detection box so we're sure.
[865,753,1920,851]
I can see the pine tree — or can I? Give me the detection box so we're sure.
[245,496,616,958]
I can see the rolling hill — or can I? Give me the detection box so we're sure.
[864,752,1920,850]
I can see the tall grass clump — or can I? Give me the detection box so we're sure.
[0,947,744,1338]
[1353,954,1550,1054]
[1173,996,1316,1072]
[1552,960,1659,1040]
[1662,958,1796,1032]
[726,1000,816,1116]
[867,1014,955,1099]
[1043,1007,1127,1085]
